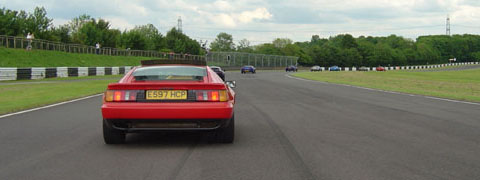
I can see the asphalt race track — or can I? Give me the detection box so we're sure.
[1,72,480,180]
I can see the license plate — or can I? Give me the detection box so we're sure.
[146,90,187,100]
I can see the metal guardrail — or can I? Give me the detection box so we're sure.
[0,35,205,61]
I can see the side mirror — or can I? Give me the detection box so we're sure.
[226,81,236,88]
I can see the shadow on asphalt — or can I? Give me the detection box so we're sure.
[121,132,214,146]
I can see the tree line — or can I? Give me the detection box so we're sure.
[0,7,203,55]
[210,32,480,67]
[2,6,480,66]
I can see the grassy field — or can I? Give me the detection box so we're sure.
[293,69,480,102]
[0,75,122,115]
[0,47,149,67]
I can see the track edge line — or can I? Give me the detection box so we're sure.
[0,94,103,119]
[285,74,480,106]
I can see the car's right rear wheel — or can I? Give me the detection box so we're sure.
[215,114,235,143]
[103,120,126,144]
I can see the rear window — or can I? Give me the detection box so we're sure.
[132,66,207,81]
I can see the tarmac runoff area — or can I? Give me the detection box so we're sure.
[0,71,479,180]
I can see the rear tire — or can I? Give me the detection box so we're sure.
[103,120,126,144]
[215,114,234,143]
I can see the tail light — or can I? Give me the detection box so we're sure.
[105,90,139,102]
[195,90,228,102]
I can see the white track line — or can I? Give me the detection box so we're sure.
[0,94,103,119]
[285,74,480,106]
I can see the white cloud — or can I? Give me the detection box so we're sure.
[103,16,136,30]
[213,0,233,11]
[237,8,272,23]
[214,13,237,27]
[2,0,480,44]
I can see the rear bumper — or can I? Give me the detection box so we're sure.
[102,102,234,119]
[102,102,234,132]
[104,118,231,132]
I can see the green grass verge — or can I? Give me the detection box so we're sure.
[0,76,121,115]
[293,69,480,102]
[0,47,149,67]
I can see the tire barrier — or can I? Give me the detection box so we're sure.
[0,66,132,81]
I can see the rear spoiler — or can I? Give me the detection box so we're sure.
[141,59,207,66]
[107,83,226,90]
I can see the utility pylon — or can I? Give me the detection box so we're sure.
[446,14,451,36]
[177,16,183,33]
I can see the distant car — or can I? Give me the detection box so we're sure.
[376,66,385,71]
[101,60,236,144]
[310,66,322,72]
[241,65,256,74]
[285,65,298,72]
[210,66,225,81]
[329,66,341,71]
[358,66,369,71]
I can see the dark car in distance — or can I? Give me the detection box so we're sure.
[210,66,225,81]
[241,65,256,74]
[285,65,298,72]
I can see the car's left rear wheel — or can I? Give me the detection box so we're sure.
[103,120,126,144]
[214,114,235,143]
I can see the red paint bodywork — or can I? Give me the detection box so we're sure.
[376,66,385,71]
[101,64,235,120]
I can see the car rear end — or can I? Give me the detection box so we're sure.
[241,66,255,74]
[210,66,225,81]
[101,60,235,144]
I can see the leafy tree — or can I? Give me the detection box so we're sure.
[237,38,253,52]
[254,43,282,55]
[272,38,293,48]
[415,42,441,65]
[0,8,23,36]
[24,7,52,39]
[165,28,201,54]
[471,52,480,62]
[50,25,71,43]
[210,32,235,51]
[340,48,362,67]
[119,24,165,51]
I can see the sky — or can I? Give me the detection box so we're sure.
[1,0,480,45]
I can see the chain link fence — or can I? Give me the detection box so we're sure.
[206,52,298,69]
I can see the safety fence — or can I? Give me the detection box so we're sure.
[0,35,204,61]
[206,52,298,68]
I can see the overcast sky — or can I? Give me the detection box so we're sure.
[1,0,480,45]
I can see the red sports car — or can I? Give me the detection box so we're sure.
[376,66,386,71]
[101,60,236,144]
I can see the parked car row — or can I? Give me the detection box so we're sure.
[210,65,387,76]
[308,65,387,71]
